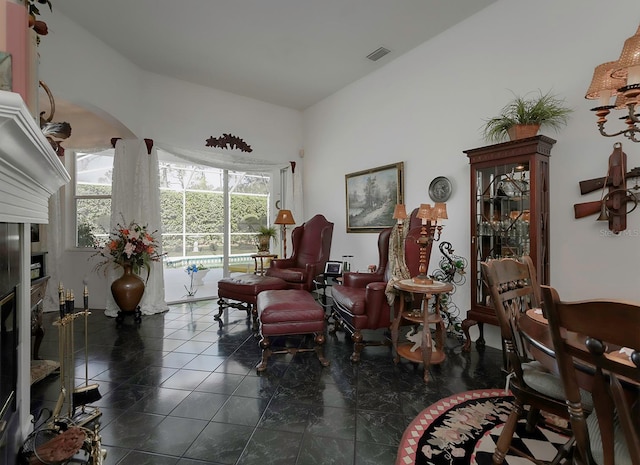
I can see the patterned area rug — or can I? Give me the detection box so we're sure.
[396,389,570,465]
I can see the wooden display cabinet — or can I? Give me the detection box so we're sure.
[461,135,554,352]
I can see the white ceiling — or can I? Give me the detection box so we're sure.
[52,0,497,111]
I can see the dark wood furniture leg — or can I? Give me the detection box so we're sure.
[461,318,486,352]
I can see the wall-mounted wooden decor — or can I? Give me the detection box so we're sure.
[574,142,639,234]
[205,133,252,153]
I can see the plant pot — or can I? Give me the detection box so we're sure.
[257,235,271,253]
[507,124,540,141]
[193,269,209,286]
[111,264,145,312]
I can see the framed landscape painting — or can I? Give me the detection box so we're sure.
[345,162,404,233]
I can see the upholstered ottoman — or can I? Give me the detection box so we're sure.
[217,273,288,327]
[256,289,330,372]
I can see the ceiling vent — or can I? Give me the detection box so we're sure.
[366,47,391,62]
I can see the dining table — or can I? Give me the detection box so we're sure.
[518,308,639,393]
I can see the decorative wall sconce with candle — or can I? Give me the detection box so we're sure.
[585,23,640,141]
[274,209,295,258]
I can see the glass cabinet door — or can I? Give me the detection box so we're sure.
[474,162,530,307]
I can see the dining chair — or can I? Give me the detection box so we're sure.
[541,285,640,465]
[482,257,586,465]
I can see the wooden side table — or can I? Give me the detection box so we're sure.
[391,279,453,383]
[251,253,277,276]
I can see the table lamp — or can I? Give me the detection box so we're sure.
[413,202,447,285]
[274,209,295,258]
[393,203,408,252]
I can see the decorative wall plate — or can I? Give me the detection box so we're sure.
[429,176,452,202]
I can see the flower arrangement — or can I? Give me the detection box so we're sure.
[185,264,198,297]
[93,220,163,277]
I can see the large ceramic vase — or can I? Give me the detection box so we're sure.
[111,264,145,313]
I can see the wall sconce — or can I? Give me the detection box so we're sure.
[585,23,640,141]
[413,202,447,285]
[274,209,295,258]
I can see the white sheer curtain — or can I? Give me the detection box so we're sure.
[280,161,303,222]
[105,139,168,316]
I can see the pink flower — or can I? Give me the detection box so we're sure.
[92,219,164,275]
[124,242,135,258]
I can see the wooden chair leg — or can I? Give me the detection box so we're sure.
[256,335,271,372]
[525,407,541,432]
[314,333,330,367]
[492,401,524,465]
[251,305,259,332]
[351,330,363,362]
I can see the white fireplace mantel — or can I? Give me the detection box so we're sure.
[0,90,70,223]
[0,89,69,455]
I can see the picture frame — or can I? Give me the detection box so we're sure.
[324,260,343,277]
[345,162,404,233]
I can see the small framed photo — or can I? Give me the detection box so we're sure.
[324,261,343,277]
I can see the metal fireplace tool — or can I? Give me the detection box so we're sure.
[51,285,102,428]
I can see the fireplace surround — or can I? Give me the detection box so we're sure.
[0,90,69,461]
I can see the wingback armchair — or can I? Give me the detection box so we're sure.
[265,214,334,291]
[331,209,433,362]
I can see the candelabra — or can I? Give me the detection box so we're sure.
[585,24,640,142]
[413,202,447,285]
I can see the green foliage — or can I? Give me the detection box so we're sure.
[77,222,97,247]
[482,90,573,143]
[257,225,277,238]
[78,160,270,256]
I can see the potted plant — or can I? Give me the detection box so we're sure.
[255,225,277,253]
[481,90,573,143]
[92,219,164,312]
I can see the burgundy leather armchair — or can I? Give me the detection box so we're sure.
[265,214,334,291]
[330,209,433,362]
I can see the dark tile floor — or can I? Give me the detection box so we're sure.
[30,300,505,465]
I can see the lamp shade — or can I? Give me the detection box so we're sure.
[612,25,640,84]
[274,209,296,225]
[416,203,433,221]
[585,61,626,105]
[433,202,448,220]
[393,204,407,220]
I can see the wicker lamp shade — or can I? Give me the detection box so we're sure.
[585,61,626,106]
[393,204,407,222]
[612,25,640,83]
[586,22,640,141]
[433,202,448,220]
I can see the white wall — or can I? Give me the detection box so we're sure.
[303,0,640,345]
[37,9,143,135]
[37,9,303,309]
[139,73,303,160]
